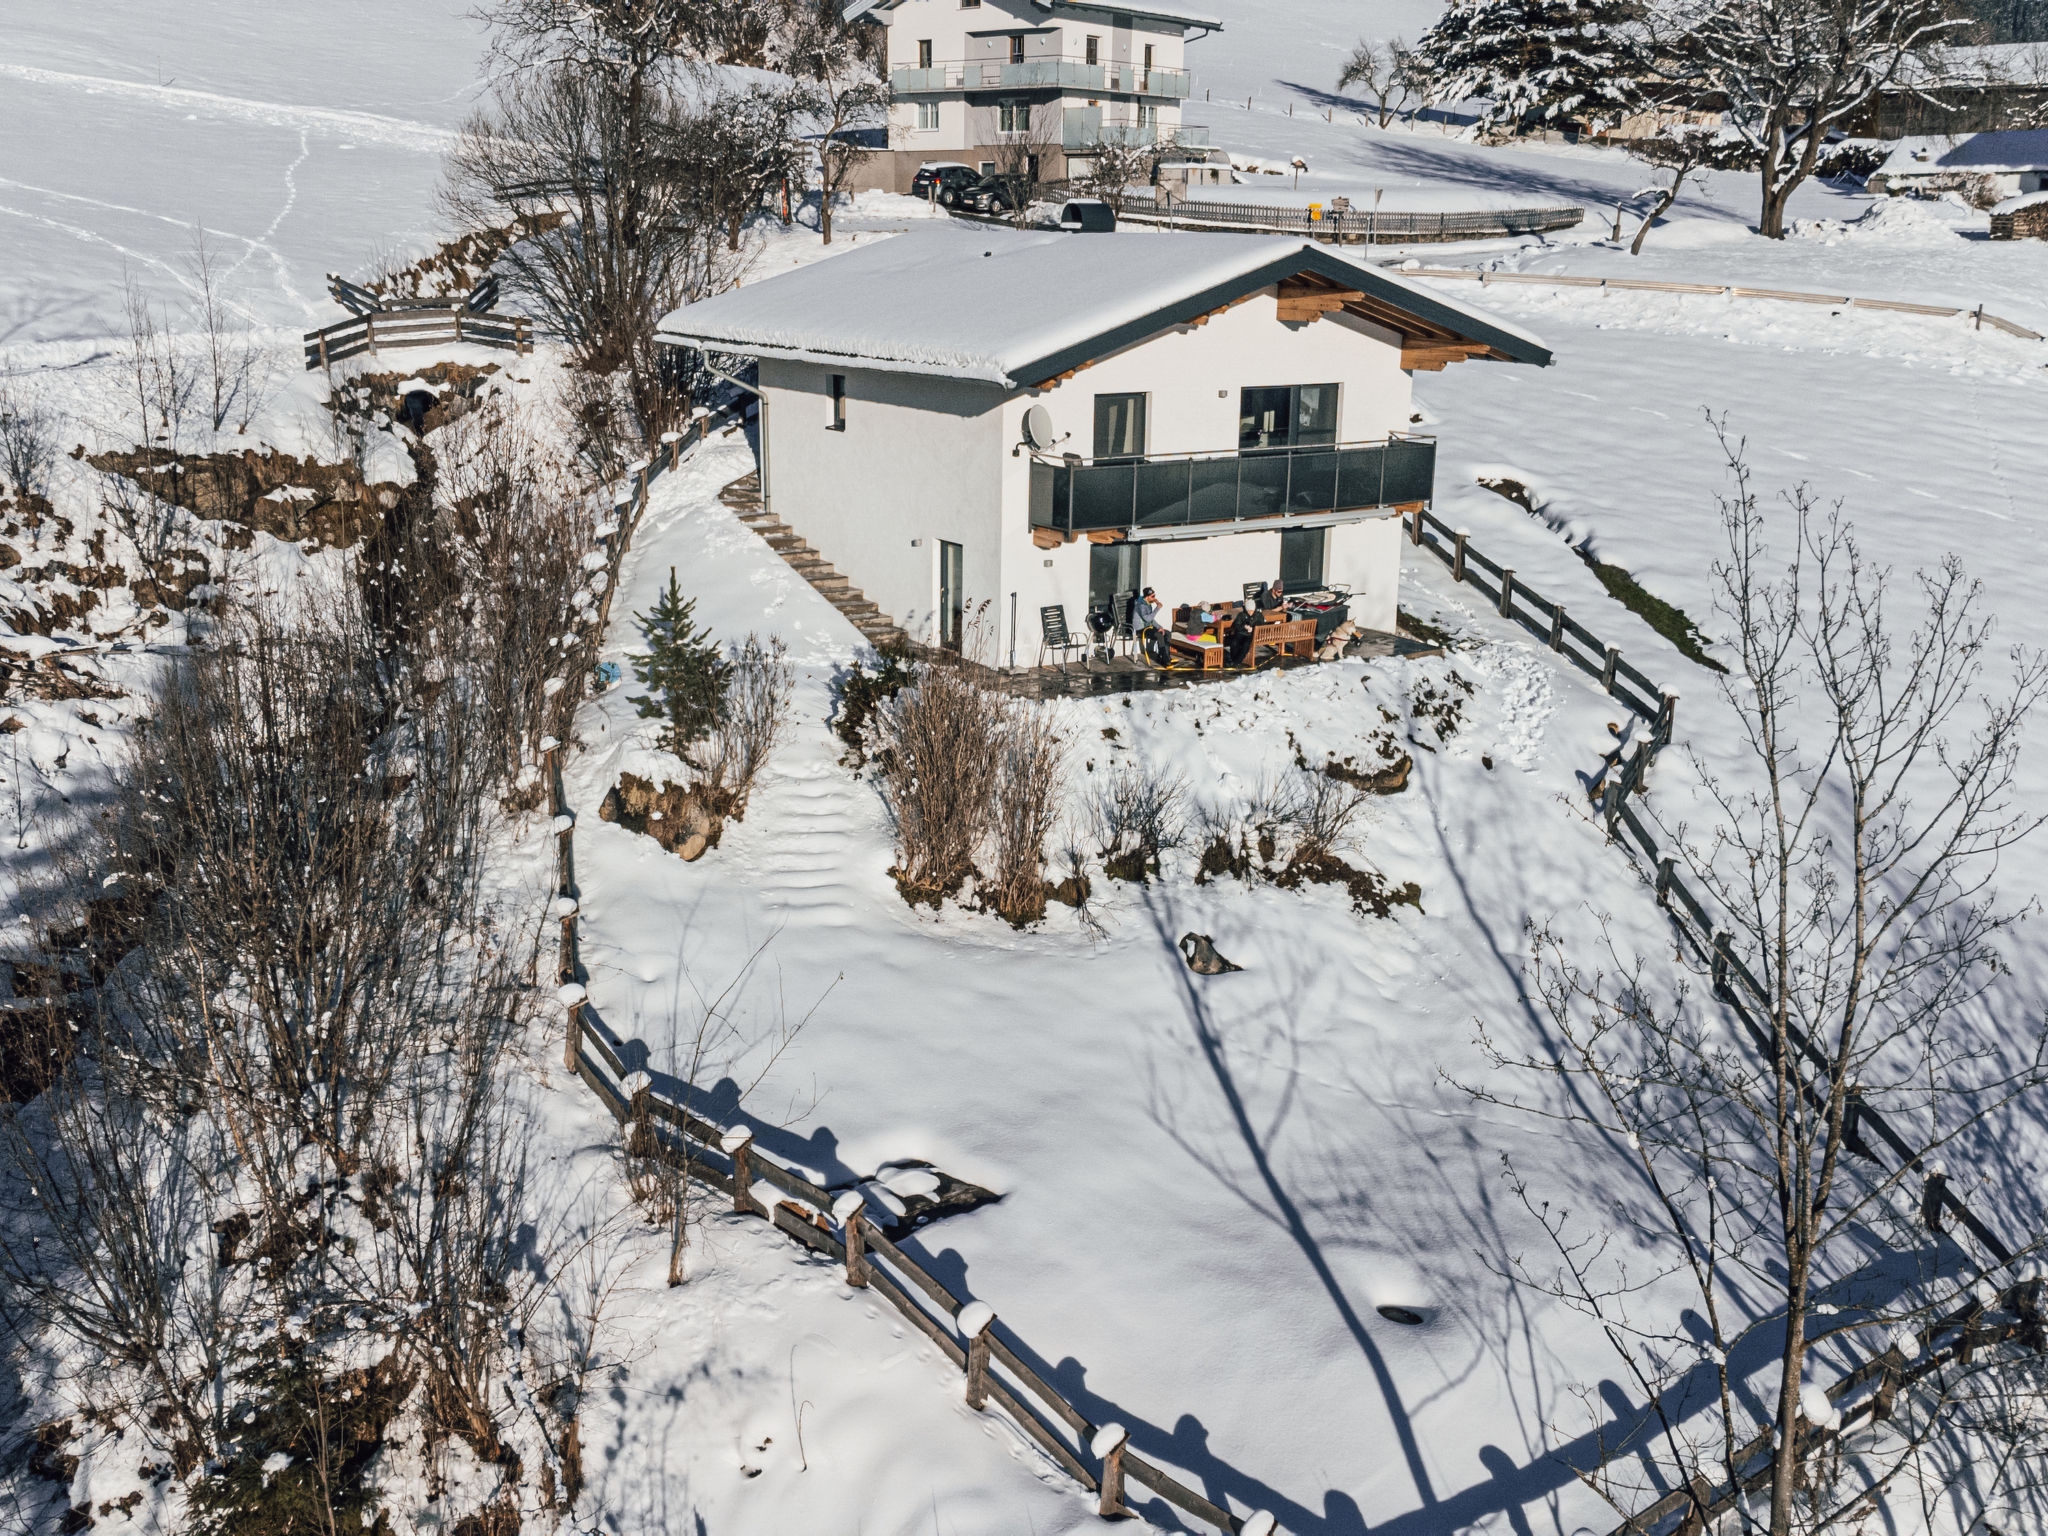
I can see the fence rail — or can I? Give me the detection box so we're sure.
[1405,266,2045,342]
[302,309,533,370]
[1118,195,1585,244]
[535,407,1278,1534]
[1399,507,2039,1536]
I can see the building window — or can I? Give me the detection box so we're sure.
[917,38,933,68]
[1008,34,1025,63]
[916,100,939,130]
[1138,103,1159,130]
[1143,44,1154,71]
[960,0,979,7]
[998,100,1027,134]
[1239,384,1338,450]
[828,374,847,431]
[1085,35,1099,65]
[979,160,995,174]
[1092,393,1147,460]
[1279,528,1327,589]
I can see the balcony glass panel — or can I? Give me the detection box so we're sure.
[1134,460,1194,527]
[1286,448,1339,512]
[1238,452,1289,521]
[1070,463,1135,530]
[1382,439,1436,503]
[1334,446,1387,509]
[1188,457,1240,524]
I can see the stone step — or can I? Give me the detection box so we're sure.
[836,600,880,617]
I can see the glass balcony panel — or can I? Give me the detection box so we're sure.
[1134,460,1194,527]
[1382,439,1436,504]
[1070,462,1136,531]
[1334,446,1387,509]
[1286,448,1339,512]
[1188,457,1240,524]
[1238,452,1288,521]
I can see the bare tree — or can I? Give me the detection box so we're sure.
[1621,124,1756,255]
[186,228,275,435]
[989,104,1066,225]
[1069,135,1162,216]
[0,375,58,511]
[1467,425,2048,1536]
[1665,0,1967,237]
[1338,35,1420,127]
[773,0,889,244]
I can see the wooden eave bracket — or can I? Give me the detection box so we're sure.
[1274,277,1367,324]
[1401,342,1495,371]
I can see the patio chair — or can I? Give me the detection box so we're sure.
[1037,604,1090,672]
[1111,590,1137,662]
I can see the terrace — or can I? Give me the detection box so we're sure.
[890,58,1193,98]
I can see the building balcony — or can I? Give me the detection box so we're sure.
[1029,436,1435,540]
[891,60,1192,98]
[1060,109,1207,150]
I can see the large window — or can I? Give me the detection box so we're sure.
[1280,527,1327,589]
[1239,383,1338,450]
[916,101,939,131]
[998,99,1028,134]
[1092,392,1147,460]
[917,38,933,67]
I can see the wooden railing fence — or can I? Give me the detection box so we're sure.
[302,308,533,371]
[1400,506,2042,1535]
[1117,194,1585,243]
[1407,266,2045,343]
[536,407,1282,1536]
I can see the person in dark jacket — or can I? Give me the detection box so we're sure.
[1224,605,1256,667]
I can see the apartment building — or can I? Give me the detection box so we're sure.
[845,0,1220,194]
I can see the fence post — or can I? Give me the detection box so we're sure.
[722,1128,758,1215]
[558,981,586,1071]
[1498,569,1515,618]
[1092,1424,1130,1518]
[1452,528,1469,583]
[1602,763,1623,838]
[453,309,463,344]
[1602,645,1618,694]
[958,1302,996,1409]
[1549,602,1566,652]
[365,312,376,353]
[1711,931,1733,997]
[1658,690,1679,747]
[832,1191,869,1287]
[1409,507,1423,547]
[1655,856,1675,908]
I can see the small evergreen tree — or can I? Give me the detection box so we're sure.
[630,567,730,761]
[1412,0,1643,135]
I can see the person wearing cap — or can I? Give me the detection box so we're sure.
[1132,587,1172,667]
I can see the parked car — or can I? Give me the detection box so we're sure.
[911,162,979,206]
[962,174,1027,214]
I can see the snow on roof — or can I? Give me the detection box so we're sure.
[1993,189,2048,214]
[847,0,1222,30]
[1892,41,2048,88]
[1879,130,2048,176]
[656,227,1550,386]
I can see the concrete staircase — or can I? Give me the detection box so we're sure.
[718,471,910,652]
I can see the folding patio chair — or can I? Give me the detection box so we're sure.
[1111,590,1138,662]
[1037,604,1089,672]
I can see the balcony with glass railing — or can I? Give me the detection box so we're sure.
[1059,108,1208,150]
[890,59,1192,98]
[1028,436,1436,539]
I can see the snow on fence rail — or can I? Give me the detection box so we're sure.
[536,408,1280,1536]
[1401,507,2041,1535]
[1116,194,1586,243]
[1406,266,2045,342]
[301,308,534,370]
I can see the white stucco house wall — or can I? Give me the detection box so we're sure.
[655,227,1550,668]
[844,0,1220,193]
[1869,130,2048,201]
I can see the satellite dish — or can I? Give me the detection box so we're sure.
[1022,404,1056,451]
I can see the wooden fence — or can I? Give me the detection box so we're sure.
[1407,266,2045,342]
[1118,194,1585,244]
[536,408,1282,1536]
[301,308,533,371]
[1399,506,2041,1535]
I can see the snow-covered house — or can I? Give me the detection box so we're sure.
[655,228,1549,665]
[1868,130,2048,202]
[845,0,1219,194]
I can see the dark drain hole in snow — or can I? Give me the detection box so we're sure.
[833,1159,1001,1238]
[1376,1305,1426,1326]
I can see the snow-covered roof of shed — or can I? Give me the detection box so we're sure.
[1879,130,2048,176]
[655,227,1550,386]
[1993,189,2048,214]
[846,0,1222,30]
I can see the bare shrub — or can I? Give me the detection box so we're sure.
[1093,758,1188,883]
[1288,770,1369,862]
[712,633,793,817]
[187,228,275,434]
[984,702,1066,925]
[0,376,58,508]
[873,658,1002,902]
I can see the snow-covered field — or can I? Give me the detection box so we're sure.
[7,0,2048,1533]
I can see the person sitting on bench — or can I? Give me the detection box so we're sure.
[1133,588,1172,667]
[1224,605,1257,667]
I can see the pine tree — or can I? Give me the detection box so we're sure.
[630,567,730,761]
[1412,0,1643,134]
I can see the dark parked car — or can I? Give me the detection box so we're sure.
[911,162,979,206]
[962,174,1026,214]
